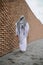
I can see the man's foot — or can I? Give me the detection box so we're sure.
[19,50,25,53]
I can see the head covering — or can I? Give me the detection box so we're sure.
[20,15,26,24]
[20,15,24,21]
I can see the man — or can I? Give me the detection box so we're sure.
[15,15,29,52]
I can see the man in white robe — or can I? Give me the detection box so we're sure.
[15,15,29,52]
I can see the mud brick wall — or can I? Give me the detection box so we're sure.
[0,0,43,56]
[0,0,28,56]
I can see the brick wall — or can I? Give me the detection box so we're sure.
[0,0,28,56]
[0,0,43,56]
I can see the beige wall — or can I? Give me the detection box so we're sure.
[0,0,43,56]
[27,6,43,42]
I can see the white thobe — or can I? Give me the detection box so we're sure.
[16,22,29,51]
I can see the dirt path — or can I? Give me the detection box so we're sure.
[0,39,43,65]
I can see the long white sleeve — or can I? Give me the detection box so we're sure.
[25,22,29,37]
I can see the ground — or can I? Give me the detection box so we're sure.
[0,39,43,65]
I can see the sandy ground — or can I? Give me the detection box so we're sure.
[0,39,43,65]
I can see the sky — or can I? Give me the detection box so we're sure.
[25,0,43,24]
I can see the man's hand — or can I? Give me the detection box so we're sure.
[16,35,18,37]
